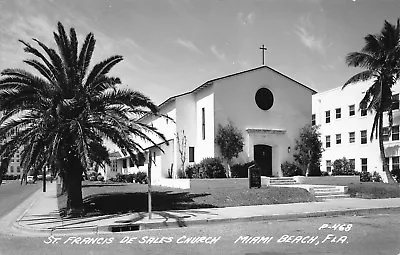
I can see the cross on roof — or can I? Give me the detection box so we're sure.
[259,44,267,65]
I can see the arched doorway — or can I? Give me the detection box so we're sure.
[254,144,272,176]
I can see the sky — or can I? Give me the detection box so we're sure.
[1,0,400,105]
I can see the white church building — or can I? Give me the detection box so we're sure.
[103,66,316,181]
[312,81,400,182]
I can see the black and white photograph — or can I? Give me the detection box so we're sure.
[0,0,400,254]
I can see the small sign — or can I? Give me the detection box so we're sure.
[248,164,261,188]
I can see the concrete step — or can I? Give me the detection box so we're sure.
[269,177,297,185]
[314,188,342,193]
[270,180,297,184]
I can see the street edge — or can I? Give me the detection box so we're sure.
[11,206,400,236]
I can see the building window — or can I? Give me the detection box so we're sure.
[361,130,367,144]
[138,157,144,166]
[385,157,390,169]
[325,111,330,123]
[392,93,399,110]
[349,159,355,170]
[383,127,390,141]
[392,125,399,141]
[335,108,341,119]
[349,105,355,116]
[202,107,205,140]
[130,158,134,167]
[326,160,332,173]
[189,147,194,163]
[123,159,127,168]
[326,136,331,148]
[361,158,368,172]
[336,134,341,144]
[349,132,355,143]
[10,166,14,173]
[312,114,316,125]
[393,157,399,171]
[360,103,367,116]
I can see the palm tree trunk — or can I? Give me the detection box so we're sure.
[379,112,396,183]
[64,154,84,216]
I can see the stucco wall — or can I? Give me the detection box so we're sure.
[213,68,313,175]
[195,87,215,162]
[175,94,197,172]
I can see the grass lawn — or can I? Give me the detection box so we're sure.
[57,181,315,217]
[347,182,400,199]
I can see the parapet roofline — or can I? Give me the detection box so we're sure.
[156,65,317,110]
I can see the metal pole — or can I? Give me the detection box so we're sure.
[147,152,152,219]
[43,165,46,192]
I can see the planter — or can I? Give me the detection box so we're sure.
[152,178,190,189]
[293,175,360,185]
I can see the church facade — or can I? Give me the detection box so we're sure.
[107,66,316,181]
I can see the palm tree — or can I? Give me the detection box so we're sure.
[343,19,400,183]
[0,22,167,215]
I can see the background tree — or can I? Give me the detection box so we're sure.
[293,124,323,176]
[0,22,166,216]
[175,130,187,178]
[215,122,244,177]
[342,19,400,183]
[0,157,10,186]
[332,157,357,176]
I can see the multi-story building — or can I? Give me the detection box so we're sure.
[312,81,400,182]
[0,126,24,177]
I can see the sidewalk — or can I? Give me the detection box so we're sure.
[7,182,400,236]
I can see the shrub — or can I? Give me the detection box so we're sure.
[391,168,400,183]
[125,174,136,183]
[321,171,330,176]
[177,169,186,179]
[231,161,255,178]
[360,170,372,182]
[281,161,304,177]
[331,158,358,176]
[199,157,226,178]
[115,173,126,182]
[372,171,383,182]
[89,175,97,181]
[96,175,104,182]
[135,171,147,184]
[185,164,200,179]
[3,174,19,180]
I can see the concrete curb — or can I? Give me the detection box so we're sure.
[137,206,400,231]
[13,205,400,236]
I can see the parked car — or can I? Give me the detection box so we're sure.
[27,176,35,184]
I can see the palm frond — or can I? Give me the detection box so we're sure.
[342,70,375,88]
[370,112,380,141]
[345,52,379,70]
[77,33,95,82]
[85,56,123,87]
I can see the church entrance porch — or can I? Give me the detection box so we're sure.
[254,144,272,176]
[246,128,291,177]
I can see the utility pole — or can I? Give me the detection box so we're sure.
[259,44,267,65]
[147,152,152,219]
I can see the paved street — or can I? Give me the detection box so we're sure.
[0,180,40,218]
[1,211,400,255]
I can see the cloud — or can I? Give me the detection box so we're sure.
[211,45,226,61]
[294,16,331,55]
[176,38,202,54]
[237,12,256,25]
